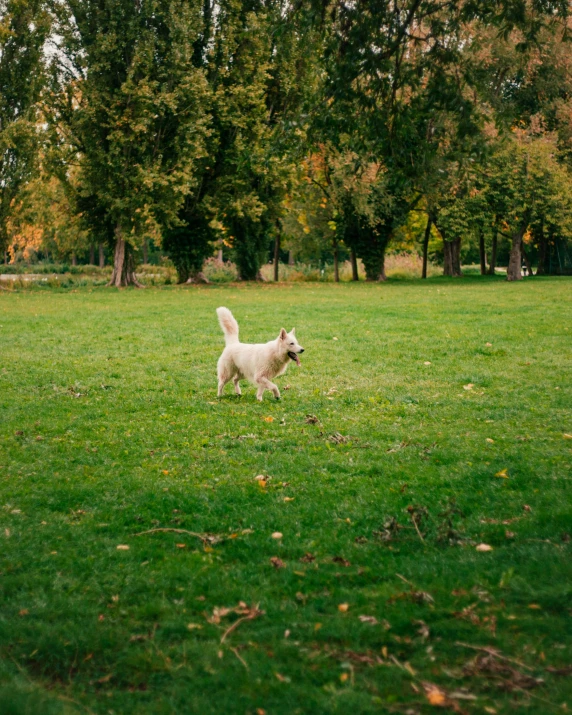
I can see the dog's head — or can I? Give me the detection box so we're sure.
[279,328,304,366]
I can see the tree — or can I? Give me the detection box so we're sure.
[48,0,211,286]
[484,133,572,280]
[0,0,49,260]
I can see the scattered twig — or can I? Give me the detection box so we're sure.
[220,605,264,644]
[230,646,249,670]
[455,642,534,671]
[396,573,415,588]
[411,515,425,543]
[134,527,223,547]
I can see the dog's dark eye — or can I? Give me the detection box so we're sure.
[290,342,294,345]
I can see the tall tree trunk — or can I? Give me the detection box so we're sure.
[4,250,7,265]
[273,224,280,282]
[487,230,497,275]
[521,243,532,276]
[186,267,210,284]
[333,237,339,282]
[422,215,432,279]
[99,243,105,268]
[536,224,547,275]
[350,248,359,281]
[89,243,95,265]
[217,248,223,262]
[108,227,143,287]
[443,238,462,277]
[142,239,148,265]
[71,253,77,266]
[506,229,525,282]
[288,250,294,266]
[479,230,487,275]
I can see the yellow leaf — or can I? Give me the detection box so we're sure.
[427,689,446,706]
[338,603,349,612]
[314,623,322,631]
[116,544,130,550]
[564,434,572,439]
[263,416,274,423]
[486,438,494,443]
[284,497,294,502]
[494,468,508,478]
[340,672,349,682]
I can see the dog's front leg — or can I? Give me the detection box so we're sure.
[256,376,280,401]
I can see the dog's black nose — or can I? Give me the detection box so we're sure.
[299,348,305,353]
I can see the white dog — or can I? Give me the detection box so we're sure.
[216,307,304,401]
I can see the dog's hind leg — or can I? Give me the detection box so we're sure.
[217,375,230,397]
[233,375,242,396]
[255,376,280,401]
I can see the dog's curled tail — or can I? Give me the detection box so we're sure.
[216,307,239,345]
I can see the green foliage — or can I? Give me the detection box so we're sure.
[0,0,50,252]
[48,0,211,246]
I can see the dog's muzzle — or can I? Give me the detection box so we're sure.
[288,349,303,366]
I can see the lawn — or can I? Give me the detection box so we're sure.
[0,277,571,715]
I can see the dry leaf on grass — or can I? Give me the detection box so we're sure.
[494,468,508,478]
[422,682,467,712]
[271,532,283,539]
[338,603,349,612]
[262,416,274,423]
[358,615,378,625]
[300,552,315,563]
[463,384,474,391]
[305,414,320,424]
[116,544,130,550]
[332,556,351,567]
[270,556,286,569]
[328,432,349,444]
[476,543,493,552]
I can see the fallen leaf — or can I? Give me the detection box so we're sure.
[162,470,169,475]
[19,609,29,617]
[116,544,130,550]
[476,543,493,552]
[340,672,349,682]
[98,614,105,622]
[358,615,378,625]
[484,708,497,714]
[300,552,315,563]
[338,603,349,612]
[176,543,186,548]
[254,474,267,481]
[4,529,10,537]
[284,629,290,638]
[263,416,274,423]
[424,361,432,365]
[494,468,508,479]
[314,623,322,630]
[332,556,351,567]
[523,504,531,512]
[332,337,338,341]
[564,434,572,439]
[463,383,474,391]
[423,683,447,706]
[486,438,494,444]
[305,414,320,424]
[187,623,203,630]
[485,342,492,347]
[505,530,515,539]
[270,556,286,569]
[274,672,290,682]
[96,673,113,684]
[528,603,541,609]
[284,497,294,502]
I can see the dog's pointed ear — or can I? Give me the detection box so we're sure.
[291,328,296,335]
[279,328,288,340]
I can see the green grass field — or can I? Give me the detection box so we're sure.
[1,277,571,715]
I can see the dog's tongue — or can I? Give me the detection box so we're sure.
[293,353,301,366]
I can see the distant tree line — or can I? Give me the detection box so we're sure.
[1,0,571,284]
